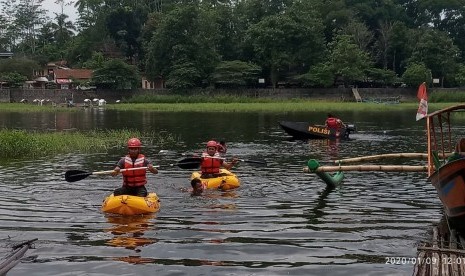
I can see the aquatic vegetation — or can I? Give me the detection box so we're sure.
[0,129,178,158]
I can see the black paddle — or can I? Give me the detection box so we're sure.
[65,167,150,182]
[177,157,202,169]
[65,158,202,182]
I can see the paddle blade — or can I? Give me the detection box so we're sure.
[177,157,202,169]
[65,170,92,182]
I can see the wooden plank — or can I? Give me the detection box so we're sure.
[304,164,428,172]
[352,88,362,102]
[416,250,427,276]
[442,253,449,276]
[450,230,460,276]
[432,227,440,276]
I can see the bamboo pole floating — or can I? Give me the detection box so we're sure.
[330,152,451,165]
[304,165,428,173]
[333,153,427,164]
[305,159,429,186]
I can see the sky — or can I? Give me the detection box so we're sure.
[42,0,78,22]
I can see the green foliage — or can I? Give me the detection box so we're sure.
[107,101,431,113]
[128,94,278,104]
[105,7,143,60]
[455,64,465,87]
[295,62,334,88]
[246,11,325,87]
[145,4,220,89]
[329,34,372,85]
[92,59,140,89]
[408,28,459,86]
[366,68,398,86]
[0,58,39,79]
[429,91,465,103]
[402,63,432,87]
[0,72,27,87]
[3,0,465,90]
[82,52,106,69]
[212,61,261,87]
[166,62,202,90]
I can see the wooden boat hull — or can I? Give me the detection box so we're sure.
[191,169,240,190]
[279,121,355,140]
[429,159,465,230]
[101,192,160,215]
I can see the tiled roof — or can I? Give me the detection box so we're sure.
[55,69,93,79]
[47,60,68,66]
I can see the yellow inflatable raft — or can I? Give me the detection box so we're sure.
[191,169,240,190]
[101,192,160,215]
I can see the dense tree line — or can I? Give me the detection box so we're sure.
[1,0,465,89]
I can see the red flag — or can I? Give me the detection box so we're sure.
[417,82,427,101]
[416,82,428,121]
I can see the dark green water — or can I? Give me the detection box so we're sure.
[0,108,450,275]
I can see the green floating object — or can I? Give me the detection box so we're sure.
[307,159,320,171]
[307,159,345,188]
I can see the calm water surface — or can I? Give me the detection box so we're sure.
[0,108,449,275]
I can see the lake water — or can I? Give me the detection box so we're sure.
[0,108,446,275]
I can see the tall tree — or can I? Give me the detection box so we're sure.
[408,28,459,87]
[51,13,76,47]
[145,4,220,89]
[246,7,325,87]
[0,0,19,51]
[329,34,372,86]
[13,0,48,55]
[374,21,393,69]
[92,58,140,89]
[341,20,373,52]
[105,7,143,63]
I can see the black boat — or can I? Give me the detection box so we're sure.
[279,121,356,140]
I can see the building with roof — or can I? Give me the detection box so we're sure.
[54,68,93,89]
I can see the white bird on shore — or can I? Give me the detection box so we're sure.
[98,99,106,106]
[116,100,121,103]
[83,98,92,107]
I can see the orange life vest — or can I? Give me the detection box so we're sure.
[201,152,222,174]
[122,154,147,187]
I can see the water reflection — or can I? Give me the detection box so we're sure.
[304,185,334,225]
[202,191,238,210]
[0,110,445,275]
[304,139,342,161]
[105,214,157,251]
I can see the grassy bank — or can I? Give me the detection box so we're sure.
[0,129,178,158]
[107,101,460,113]
[0,97,463,113]
[0,103,74,112]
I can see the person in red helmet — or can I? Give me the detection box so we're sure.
[200,140,237,178]
[325,113,345,130]
[111,138,158,197]
[217,141,227,156]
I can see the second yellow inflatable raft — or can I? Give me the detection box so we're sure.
[191,169,240,190]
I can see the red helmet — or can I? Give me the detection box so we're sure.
[127,138,142,148]
[206,140,217,148]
